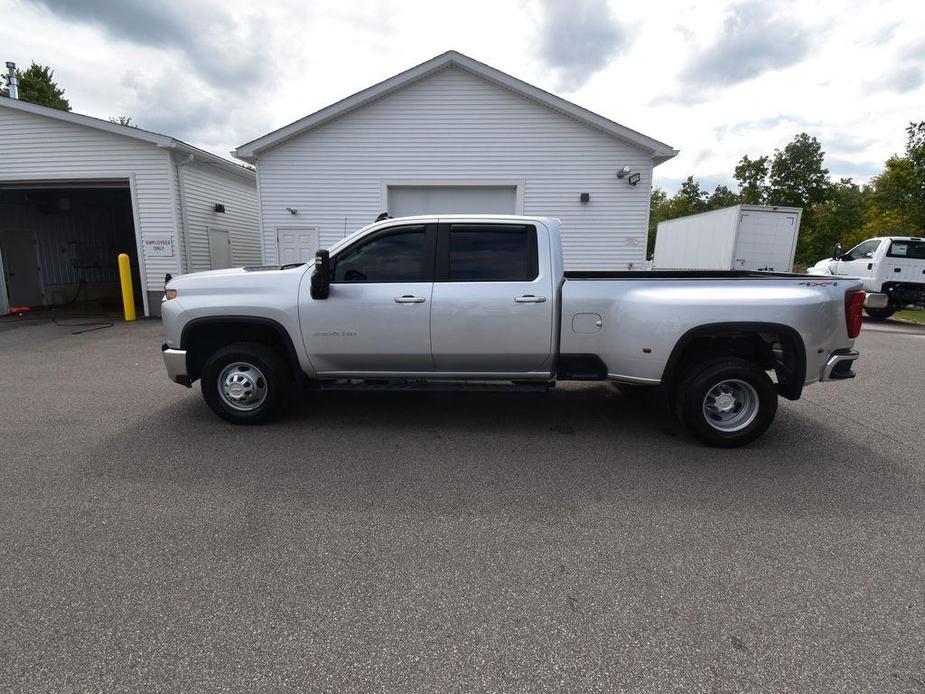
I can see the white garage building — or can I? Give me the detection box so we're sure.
[234,51,677,269]
[0,98,260,316]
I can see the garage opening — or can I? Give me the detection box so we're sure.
[0,184,143,313]
[388,184,518,217]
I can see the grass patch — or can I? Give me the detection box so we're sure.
[893,309,925,325]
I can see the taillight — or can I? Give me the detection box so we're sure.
[845,290,865,338]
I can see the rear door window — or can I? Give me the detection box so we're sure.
[887,240,925,259]
[445,224,538,281]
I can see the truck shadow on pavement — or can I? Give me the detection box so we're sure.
[87,381,924,523]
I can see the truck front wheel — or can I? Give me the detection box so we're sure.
[200,342,292,424]
[673,357,778,448]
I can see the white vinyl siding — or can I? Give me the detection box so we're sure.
[0,106,179,292]
[255,66,654,270]
[177,159,261,272]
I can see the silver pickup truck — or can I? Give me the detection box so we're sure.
[161,215,863,447]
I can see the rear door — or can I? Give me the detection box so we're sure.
[881,239,925,283]
[429,221,554,374]
[301,222,437,374]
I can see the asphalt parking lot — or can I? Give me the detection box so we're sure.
[1,316,923,692]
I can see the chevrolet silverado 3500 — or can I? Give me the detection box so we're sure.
[161,215,863,447]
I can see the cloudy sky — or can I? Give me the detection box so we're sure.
[3,0,923,192]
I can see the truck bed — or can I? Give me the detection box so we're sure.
[564,270,808,280]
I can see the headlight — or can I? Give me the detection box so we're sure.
[164,289,178,300]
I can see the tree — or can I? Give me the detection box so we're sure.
[647,187,667,256]
[767,133,830,208]
[0,63,70,110]
[809,178,867,260]
[108,115,137,127]
[706,184,739,209]
[734,155,769,204]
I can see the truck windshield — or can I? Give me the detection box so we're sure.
[887,240,925,259]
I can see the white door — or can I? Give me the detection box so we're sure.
[388,185,517,217]
[277,227,319,265]
[300,222,435,374]
[735,212,799,271]
[430,221,554,374]
[837,238,882,286]
[208,228,232,269]
[0,229,44,307]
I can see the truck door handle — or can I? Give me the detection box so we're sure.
[394,295,425,304]
[514,295,547,303]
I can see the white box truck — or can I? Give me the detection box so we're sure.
[653,205,802,272]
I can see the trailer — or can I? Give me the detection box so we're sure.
[653,205,802,272]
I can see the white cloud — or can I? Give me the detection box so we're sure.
[1,0,922,190]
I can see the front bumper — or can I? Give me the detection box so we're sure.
[820,349,859,381]
[162,344,191,387]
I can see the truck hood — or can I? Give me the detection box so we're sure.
[167,264,307,288]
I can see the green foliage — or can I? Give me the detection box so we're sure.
[1,63,70,110]
[733,155,769,204]
[654,124,925,265]
[108,115,137,127]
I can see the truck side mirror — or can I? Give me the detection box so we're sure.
[310,249,331,299]
[833,243,843,261]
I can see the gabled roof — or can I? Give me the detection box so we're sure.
[233,50,679,165]
[0,96,255,180]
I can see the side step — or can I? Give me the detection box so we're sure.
[320,379,554,393]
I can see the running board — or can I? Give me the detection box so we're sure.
[320,379,554,393]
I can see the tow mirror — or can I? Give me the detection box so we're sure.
[310,249,331,299]
[833,242,843,261]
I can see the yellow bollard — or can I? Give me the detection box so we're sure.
[117,253,136,321]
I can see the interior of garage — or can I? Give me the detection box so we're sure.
[0,185,143,313]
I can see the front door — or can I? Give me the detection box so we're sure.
[430,221,555,374]
[208,228,232,269]
[301,222,436,375]
[837,238,882,284]
[0,229,44,307]
[277,227,319,265]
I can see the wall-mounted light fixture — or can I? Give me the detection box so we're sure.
[286,207,298,215]
[214,203,226,213]
[616,166,632,179]
[579,193,590,203]
[627,173,641,186]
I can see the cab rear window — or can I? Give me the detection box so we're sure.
[887,240,925,259]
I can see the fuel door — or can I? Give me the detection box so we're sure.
[572,313,603,334]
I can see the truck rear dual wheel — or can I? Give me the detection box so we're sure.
[201,342,292,424]
[864,306,895,320]
[673,357,778,448]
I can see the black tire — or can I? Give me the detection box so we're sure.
[200,342,292,424]
[672,357,778,448]
[864,306,895,320]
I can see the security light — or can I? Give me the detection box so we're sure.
[616,166,632,179]
[627,173,641,186]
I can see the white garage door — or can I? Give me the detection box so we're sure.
[388,185,517,217]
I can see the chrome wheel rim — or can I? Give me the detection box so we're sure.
[218,362,268,412]
[702,379,759,433]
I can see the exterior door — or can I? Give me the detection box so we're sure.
[0,229,44,307]
[300,223,436,374]
[277,227,319,265]
[430,221,554,374]
[388,185,517,217]
[208,228,232,269]
[837,238,882,284]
